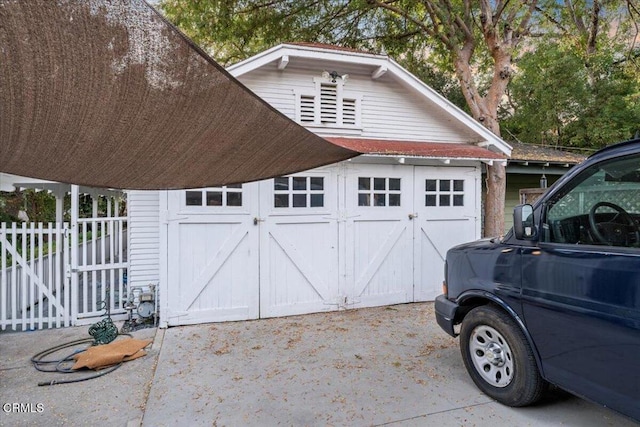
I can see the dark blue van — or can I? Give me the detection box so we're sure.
[435,139,640,421]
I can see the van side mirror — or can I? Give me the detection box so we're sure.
[514,204,535,240]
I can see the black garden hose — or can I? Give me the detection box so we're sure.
[31,334,132,386]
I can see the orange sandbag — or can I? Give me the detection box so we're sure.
[72,338,152,370]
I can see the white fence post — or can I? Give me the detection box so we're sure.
[0,223,6,330]
[70,184,79,326]
[63,223,71,327]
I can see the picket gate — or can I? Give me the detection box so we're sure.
[0,203,128,331]
[0,222,71,330]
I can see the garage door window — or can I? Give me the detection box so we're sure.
[274,176,324,208]
[358,177,401,207]
[185,184,243,207]
[425,179,464,207]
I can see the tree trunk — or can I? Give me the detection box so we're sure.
[479,115,506,237]
[484,163,506,237]
[454,53,508,237]
[482,50,510,237]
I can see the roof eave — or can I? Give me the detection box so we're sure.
[228,43,388,77]
[361,153,507,165]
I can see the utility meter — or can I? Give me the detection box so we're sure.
[137,301,155,318]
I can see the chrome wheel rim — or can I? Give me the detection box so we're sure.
[469,325,514,388]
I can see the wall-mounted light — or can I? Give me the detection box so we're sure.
[322,70,348,83]
[540,173,547,189]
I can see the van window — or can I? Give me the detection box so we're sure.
[543,154,640,247]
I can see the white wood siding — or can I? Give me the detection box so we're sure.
[237,65,478,143]
[127,190,160,285]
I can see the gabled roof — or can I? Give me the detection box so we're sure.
[228,43,512,157]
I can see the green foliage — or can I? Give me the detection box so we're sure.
[400,56,468,111]
[160,0,374,65]
[501,0,640,147]
[0,191,125,225]
[503,42,640,149]
[24,190,57,223]
[0,194,19,222]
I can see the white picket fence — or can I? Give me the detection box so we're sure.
[0,217,128,331]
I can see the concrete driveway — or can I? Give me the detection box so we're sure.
[1,303,636,426]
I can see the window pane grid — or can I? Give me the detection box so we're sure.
[185,186,243,207]
[425,179,464,207]
[274,176,324,208]
[358,177,401,207]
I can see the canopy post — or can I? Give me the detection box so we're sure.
[54,188,65,224]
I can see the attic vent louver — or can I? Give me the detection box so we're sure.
[296,76,361,128]
[343,98,356,125]
[320,83,338,124]
[300,95,315,123]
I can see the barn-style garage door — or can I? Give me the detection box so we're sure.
[258,168,341,317]
[413,166,479,301]
[344,164,414,308]
[164,163,479,325]
[164,188,259,326]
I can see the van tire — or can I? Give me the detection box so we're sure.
[460,305,547,407]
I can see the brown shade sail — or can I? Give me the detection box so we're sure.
[0,0,357,190]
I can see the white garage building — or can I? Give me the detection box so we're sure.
[127,43,511,327]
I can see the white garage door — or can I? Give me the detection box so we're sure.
[163,163,480,325]
[344,163,414,308]
[259,168,341,317]
[164,187,259,326]
[413,166,480,301]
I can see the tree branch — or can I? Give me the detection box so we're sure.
[626,0,640,53]
[535,4,568,35]
[586,0,601,56]
[371,0,431,34]
[515,1,538,39]
[567,0,587,37]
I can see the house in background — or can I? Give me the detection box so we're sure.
[504,142,586,231]
[126,43,511,327]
